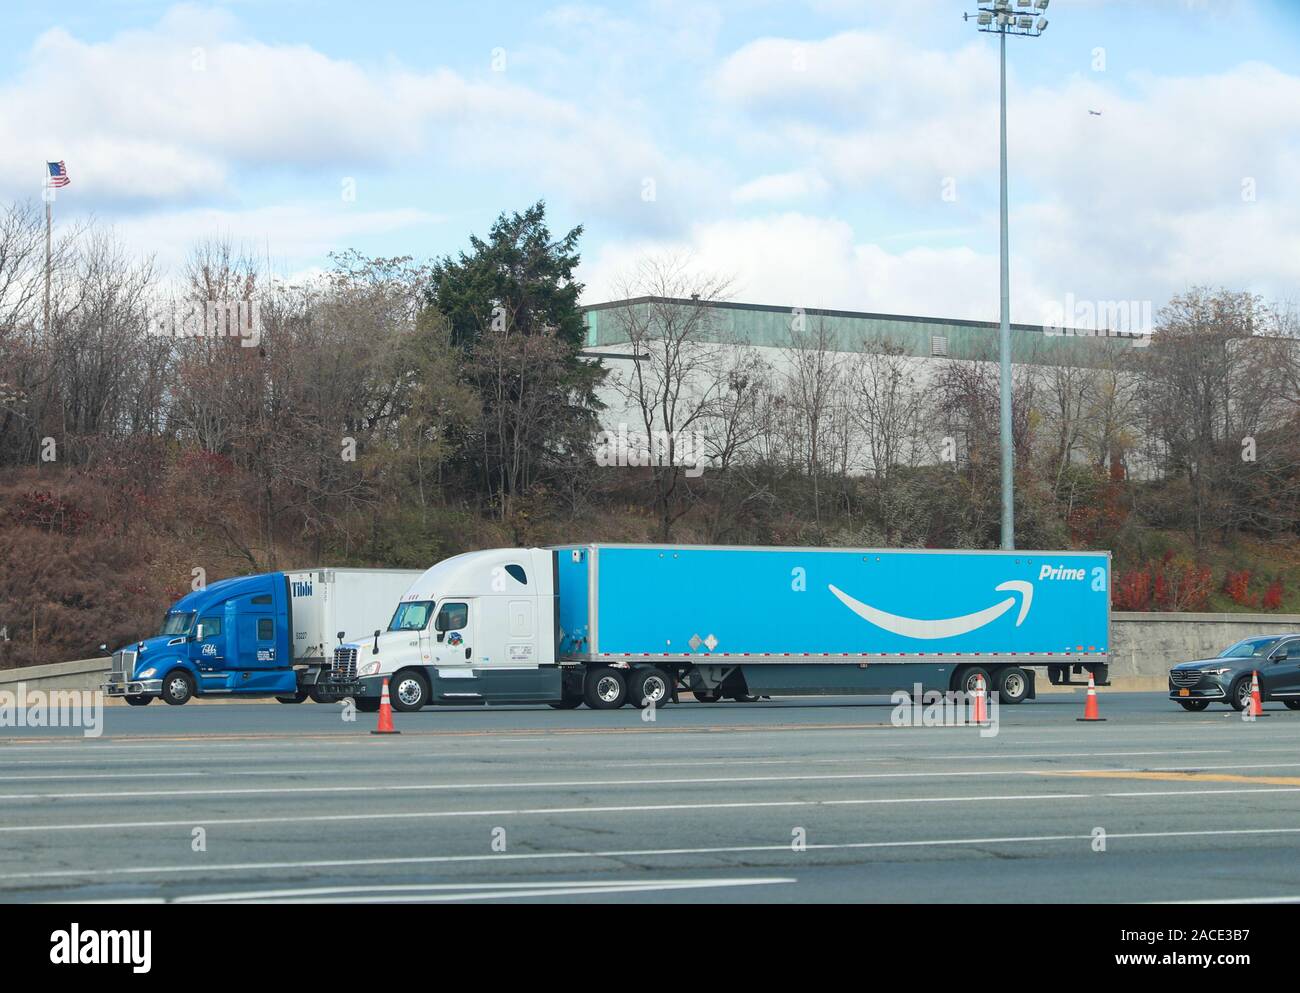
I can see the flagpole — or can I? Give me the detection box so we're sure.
[43,171,52,339]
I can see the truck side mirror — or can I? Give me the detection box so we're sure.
[434,613,448,642]
[337,631,346,645]
[98,643,109,655]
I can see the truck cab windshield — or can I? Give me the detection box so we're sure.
[160,612,196,637]
[389,601,434,631]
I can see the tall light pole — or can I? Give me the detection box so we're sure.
[966,0,1050,550]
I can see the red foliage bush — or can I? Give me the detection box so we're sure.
[1113,558,1213,612]
[1222,569,1259,608]
[1263,578,1284,611]
[9,490,92,535]
[1113,568,1153,610]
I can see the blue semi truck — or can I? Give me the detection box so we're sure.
[102,568,421,705]
[335,544,1112,712]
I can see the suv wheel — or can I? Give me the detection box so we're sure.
[1229,676,1254,712]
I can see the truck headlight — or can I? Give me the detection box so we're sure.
[359,661,380,677]
[138,667,156,678]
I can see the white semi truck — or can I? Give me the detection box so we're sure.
[330,544,1112,713]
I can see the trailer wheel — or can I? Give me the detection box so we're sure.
[994,667,1030,705]
[162,671,194,706]
[391,670,430,712]
[584,667,627,710]
[124,695,152,707]
[692,689,722,703]
[276,691,309,704]
[953,665,992,697]
[628,668,672,709]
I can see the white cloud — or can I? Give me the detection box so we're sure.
[110,201,442,276]
[0,3,696,223]
[731,170,829,204]
[579,212,1037,322]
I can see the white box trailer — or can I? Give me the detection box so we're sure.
[286,568,426,664]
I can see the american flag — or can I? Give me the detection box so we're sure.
[46,161,70,188]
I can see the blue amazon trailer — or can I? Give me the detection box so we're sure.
[548,544,1111,707]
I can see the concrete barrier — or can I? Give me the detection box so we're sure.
[6,611,1299,699]
[1110,610,1300,678]
[0,657,111,695]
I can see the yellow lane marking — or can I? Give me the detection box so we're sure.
[1053,770,1300,787]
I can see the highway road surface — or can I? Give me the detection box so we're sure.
[3,692,1300,903]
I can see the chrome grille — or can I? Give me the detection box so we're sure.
[1170,670,1203,688]
[112,650,137,681]
[332,646,357,681]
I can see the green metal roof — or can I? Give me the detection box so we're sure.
[581,297,1146,368]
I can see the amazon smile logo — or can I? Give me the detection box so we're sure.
[828,581,1034,640]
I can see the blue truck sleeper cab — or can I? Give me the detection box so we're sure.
[102,573,357,705]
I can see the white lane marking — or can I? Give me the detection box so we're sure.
[15,825,1300,886]
[5,719,1298,752]
[1161,895,1300,905]
[0,793,1091,834]
[0,747,1241,770]
[4,784,1298,838]
[11,761,1300,801]
[147,878,796,904]
[0,771,343,783]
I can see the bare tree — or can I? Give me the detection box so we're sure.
[780,312,845,524]
[605,254,735,540]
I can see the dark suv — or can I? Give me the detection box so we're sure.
[1169,634,1300,711]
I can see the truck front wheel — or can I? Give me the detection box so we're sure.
[584,667,627,710]
[162,671,194,706]
[390,670,430,712]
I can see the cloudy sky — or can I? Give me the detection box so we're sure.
[4,0,1298,328]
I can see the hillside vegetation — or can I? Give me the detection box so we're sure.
[1,201,1298,667]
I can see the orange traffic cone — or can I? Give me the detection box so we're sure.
[1076,672,1106,722]
[971,673,989,725]
[371,677,400,735]
[1248,670,1268,719]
